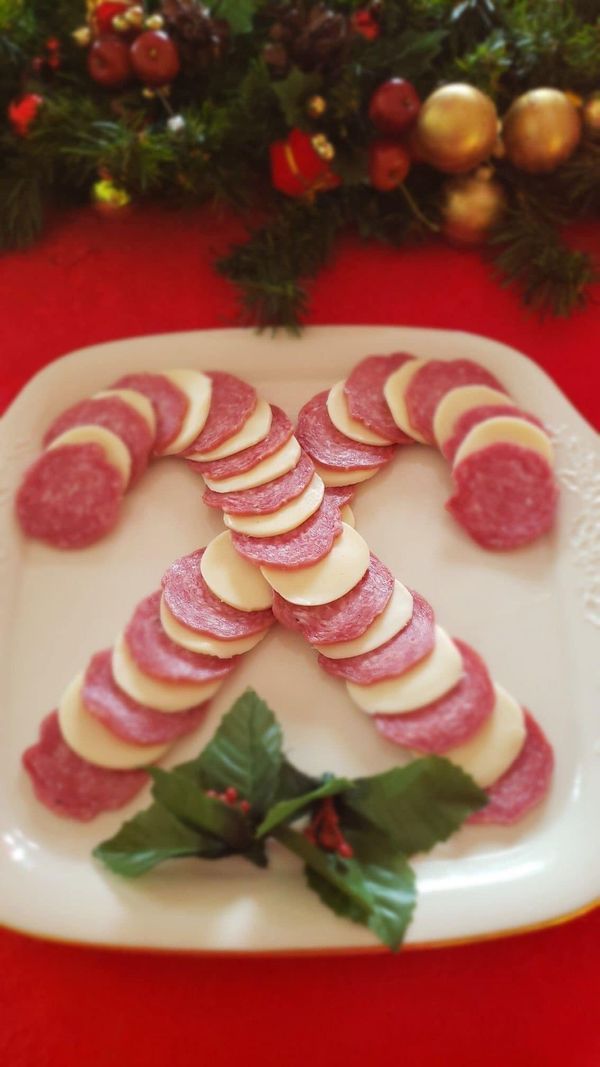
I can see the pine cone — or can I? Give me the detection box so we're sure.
[161,0,229,71]
[264,3,349,75]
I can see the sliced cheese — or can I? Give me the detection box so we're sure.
[159,595,269,658]
[443,684,527,788]
[433,385,512,447]
[187,399,272,462]
[95,388,156,436]
[261,523,369,607]
[59,672,168,769]
[47,425,131,487]
[382,358,428,443]
[347,626,463,715]
[223,475,324,538]
[204,437,301,494]
[200,531,273,611]
[340,504,355,527]
[327,379,391,446]
[112,633,223,713]
[158,369,212,455]
[452,415,553,470]
[316,580,413,660]
[313,463,379,487]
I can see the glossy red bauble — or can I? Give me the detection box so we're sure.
[369,78,421,135]
[368,139,411,191]
[87,34,132,88]
[130,30,180,87]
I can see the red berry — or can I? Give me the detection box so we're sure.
[369,78,421,135]
[130,30,180,87]
[337,841,354,859]
[368,139,411,191]
[224,787,238,804]
[239,800,251,814]
[8,94,44,137]
[205,789,218,799]
[87,34,132,88]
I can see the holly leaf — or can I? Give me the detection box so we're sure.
[257,776,352,838]
[93,802,228,878]
[272,67,323,128]
[273,757,320,803]
[149,767,252,849]
[213,0,256,35]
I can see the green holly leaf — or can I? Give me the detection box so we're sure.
[272,67,323,128]
[257,776,352,838]
[149,767,251,850]
[93,802,228,878]
[273,757,320,803]
[213,0,256,35]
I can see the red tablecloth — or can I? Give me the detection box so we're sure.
[1,206,599,1067]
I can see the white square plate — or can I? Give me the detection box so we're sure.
[0,327,598,953]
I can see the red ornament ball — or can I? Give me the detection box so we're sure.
[130,30,180,87]
[88,34,132,88]
[369,78,421,135]
[8,94,44,137]
[368,138,411,191]
[270,128,341,199]
[351,8,380,40]
[93,1,132,34]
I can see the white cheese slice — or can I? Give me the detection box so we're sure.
[112,633,223,713]
[58,672,168,769]
[95,388,156,436]
[433,385,512,447]
[382,358,428,443]
[158,369,212,455]
[187,398,272,462]
[347,626,463,715]
[442,684,527,788]
[313,463,379,487]
[203,437,301,493]
[327,380,391,446]
[223,475,324,537]
[340,505,355,527]
[261,523,370,606]
[159,595,269,658]
[47,425,131,488]
[200,531,273,611]
[452,415,553,470]
[316,580,413,660]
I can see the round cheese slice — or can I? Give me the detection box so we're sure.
[203,437,301,494]
[47,425,131,487]
[347,627,463,715]
[433,385,512,447]
[442,684,527,788]
[223,475,324,537]
[200,531,273,611]
[313,463,379,488]
[452,416,553,470]
[112,633,223,713]
[187,399,272,462]
[340,505,355,527]
[94,388,156,436]
[316,580,413,660]
[327,380,391,446]
[158,369,212,455]
[261,524,370,607]
[159,595,269,658]
[59,673,168,769]
[382,358,428,443]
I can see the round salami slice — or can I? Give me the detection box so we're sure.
[162,548,274,639]
[231,493,342,570]
[374,640,494,752]
[296,392,395,472]
[82,649,211,744]
[44,395,154,485]
[189,406,293,481]
[446,442,558,550]
[203,452,315,515]
[442,405,544,463]
[22,711,148,821]
[112,372,188,454]
[467,712,554,825]
[344,354,414,444]
[317,591,435,684]
[16,443,124,549]
[405,360,506,445]
[124,591,238,683]
[184,371,256,455]
[324,485,356,508]
[272,553,394,645]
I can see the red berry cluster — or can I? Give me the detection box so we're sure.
[304,796,354,859]
[86,4,180,90]
[205,786,251,815]
[367,78,421,192]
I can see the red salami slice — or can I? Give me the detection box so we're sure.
[83,649,211,744]
[447,443,558,550]
[296,392,395,472]
[405,359,506,444]
[22,711,148,821]
[188,406,293,480]
[344,354,414,444]
[272,554,394,645]
[16,443,124,549]
[112,372,188,454]
[185,371,256,454]
[324,485,356,507]
[374,641,494,752]
[44,394,154,485]
[203,452,315,515]
[467,712,554,825]
[162,548,274,639]
[125,591,238,683]
[317,591,435,684]
[231,493,342,570]
[441,405,544,462]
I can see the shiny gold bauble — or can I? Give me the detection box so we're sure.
[311,133,335,162]
[582,92,600,140]
[145,13,165,30]
[112,13,130,32]
[502,88,582,173]
[125,5,144,27]
[441,168,507,247]
[92,178,131,218]
[71,25,92,47]
[307,94,327,119]
[415,83,498,174]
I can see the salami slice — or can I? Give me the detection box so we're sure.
[446,443,558,550]
[405,360,506,444]
[344,354,414,444]
[16,443,124,549]
[44,395,154,485]
[317,591,435,684]
[272,553,394,645]
[296,392,395,472]
[125,591,238,683]
[374,640,493,752]
[467,712,554,825]
[442,405,544,462]
[184,371,256,455]
[188,406,293,480]
[203,452,315,515]
[112,372,188,454]
[231,493,342,569]
[162,548,274,639]
[22,711,148,821]
[324,485,356,507]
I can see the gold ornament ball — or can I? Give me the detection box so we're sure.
[72,25,92,47]
[145,13,165,30]
[112,13,130,32]
[502,88,582,173]
[582,92,600,140]
[125,5,145,27]
[415,83,498,174]
[92,179,131,218]
[307,94,327,119]
[441,170,507,247]
[311,133,335,162]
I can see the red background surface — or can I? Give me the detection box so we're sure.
[1,205,599,1066]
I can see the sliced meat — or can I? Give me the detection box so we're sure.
[442,405,545,463]
[161,548,274,639]
[405,359,506,444]
[324,485,356,508]
[184,371,256,454]
[203,452,315,515]
[231,493,342,569]
[124,591,238,683]
[43,394,154,485]
[344,354,414,444]
[467,712,554,825]
[112,372,188,454]
[188,405,293,480]
[296,391,395,473]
